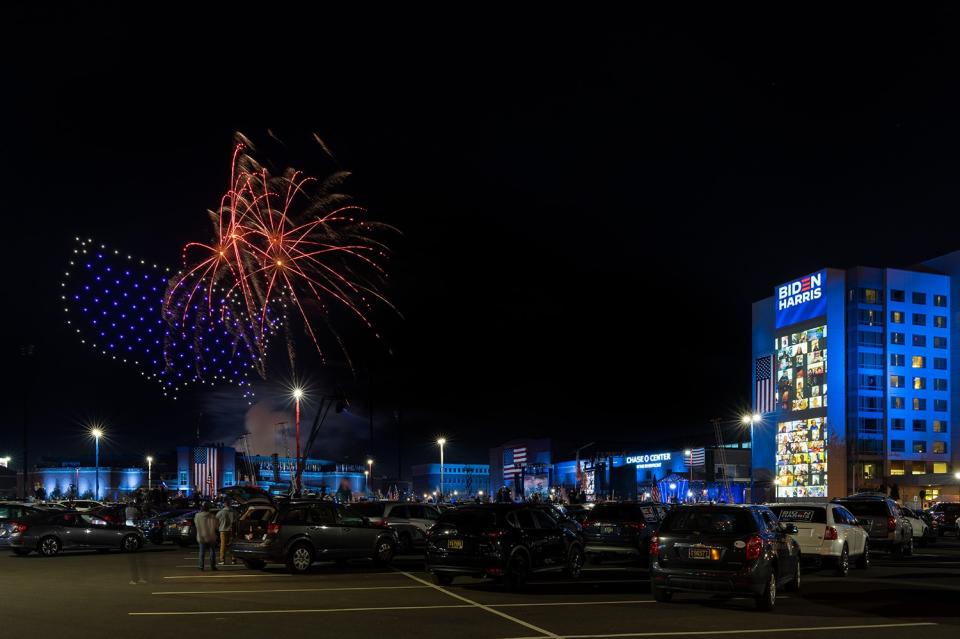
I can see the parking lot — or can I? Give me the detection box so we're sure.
[3,538,960,638]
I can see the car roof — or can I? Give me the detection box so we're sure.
[768,502,828,508]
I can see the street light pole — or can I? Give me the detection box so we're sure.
[292,388,304,494]
[684,449,692,502]
[91,428,103,500]
[146,456,153,491]
[437,438,446,501]
[742,413,761,502]
[367,458,373,495]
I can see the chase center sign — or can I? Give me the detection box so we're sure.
[776,269,827,329]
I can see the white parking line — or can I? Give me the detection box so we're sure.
[496,621,937,639]
[396,570,561,639]
[152,585,429,595]
[129,604,473,616]
[494,600,654,608]
[162,574,293,579]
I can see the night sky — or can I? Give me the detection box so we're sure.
[5,5,960,474]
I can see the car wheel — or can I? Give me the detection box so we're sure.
[652,585,673,602]
[902,537,914,557]
[121,535,141,553]
[786,561,800,592]
[755,571,776,611]
[855,541,870,569]
[243,559,266,570]
[433,573,454,586]
[564,545,584,579]
[835,545,849,577]
[373,538,396,566]
[502,552,529,591]
[39,536,61,557]
[286,542,314,574]
[12,549,31,557]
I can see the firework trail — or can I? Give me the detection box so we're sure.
[164,132,398,378]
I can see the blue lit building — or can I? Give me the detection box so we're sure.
[28,466,146,501]
[238,454,366,496]
[752,255,959,504]
[411,463,490,498]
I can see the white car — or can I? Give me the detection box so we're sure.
[769,502,869,576]
[900,507,930,546]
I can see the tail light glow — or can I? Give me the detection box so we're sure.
[10,521,28,534]
[887,516,897,532]
[745,535,763,561]
[621,521,647,532]
[649,535,660,557]
[266,522,282,537]
[823,526,838,541]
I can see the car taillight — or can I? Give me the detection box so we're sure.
[622,521,647,532]
[823,526,838,541]
[484,529,507,539]
[369,519,390,528]
[583,520,594,527]
[887,516,897,532]
[266,522,281,537]
[745,535,763,561]
[649,535,660,557]
[10,521,28,534]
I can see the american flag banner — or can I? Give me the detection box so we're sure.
[503,446,527,480]
[649,474,661,502]
[688,448,706,467]
[193,447,218,496]
[754,354,775,414]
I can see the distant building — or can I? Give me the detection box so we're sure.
[237,454,366,496]
[175,445,237,496]
[23,466,146,501]
[411,463,490,498]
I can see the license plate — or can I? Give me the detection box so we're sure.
[181,526,190,534]
[602,526,615,535]
[447,539,464,550]
[688,547,710,560]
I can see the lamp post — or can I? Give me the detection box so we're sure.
[437,437,446,502]
[742,414,761,502]
[91,428,103,500]
[364,469,369,494]
[684,449,692,501]
[367,458,374,494]
[292,387,304,494]
[146,455,153,491]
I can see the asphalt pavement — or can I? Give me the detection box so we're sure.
[3,537,960,638]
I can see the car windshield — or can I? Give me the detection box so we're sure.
[933,503,960,513]
[347,502,387,517]
[589,504,646,521]
[769,506,827,524]
[436,508,498,533]
[660,508,754,534]
[837,501,889,516]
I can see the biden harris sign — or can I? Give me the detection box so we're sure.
[775,270,826,329]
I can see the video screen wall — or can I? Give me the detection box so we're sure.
[775,324,827,412]
[775,417,828,498]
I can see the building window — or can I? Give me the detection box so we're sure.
[859,418,882,432]
[891,396,905,410]
[890,353,905,367]
[933,441,947,454]
[860,374,881,389]
[861,288,881,304]
[912,334,926,347]
[913,398,927,411]
[934,378,947,391]
[891,418,905,430]
[911,461,926,474]
[859,352,884,368]
[891,332,905,345]
[891,311,904,324]
[858,309,881,325]
[891,289,905,302]
[891,440,905,453]
[913,313,927,326]
[934,315,947,328]
[934,357,947,370]
[913,376,926,390]
[863,463,876,480]
[934,294,947,307]
[890,375,905,388]
[933,462,948,474]
[913,441,927,454]
[890,460,905,475]
[179,471,188,486]
[934,336,947,349]
[912,355,926,369]
[912,292,927,305]
[912,419,927,432]
[858,331,883,346]
[934,399,948,412]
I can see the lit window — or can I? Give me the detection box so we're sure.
[912,356,926,369]
[911,462,925,474]
[913,376,926,390]
[934,315,947,328]
[933,463,948,474]
[934,294,947,307]
[891,311,904,324]
[933,441,947,454]
[933,420,947,433]
[891,396,905,409]
[862,288,880,304]
[913,398,926,411]
[890,460,905,475]
[890,375,905,388]
[890,353,905,367]
[934,378,947,391]
[913,441,927,454]
[891,332,905,345]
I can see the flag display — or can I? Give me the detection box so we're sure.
[193,447,218,496]
[503,446,527,481]
[754,354,775,414]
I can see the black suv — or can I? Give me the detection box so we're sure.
[425,504,585,589]
[229,499,399,573]
[583,502,670,566]
[833,495,913,555]
[649,504,801,611]
[929,502,960,536]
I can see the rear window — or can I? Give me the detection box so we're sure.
[769,506,827,524]
[590,504,646,521]
[348,502,387,517]
[660,508,755,534]
[836,501,890,517]
[437,508,498,533]
[932,503,960,514]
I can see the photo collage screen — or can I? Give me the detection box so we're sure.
[775,417,828,498]
[775,324,827,412]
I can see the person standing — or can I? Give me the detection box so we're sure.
[216,502,238,565]
[194,502,218,571]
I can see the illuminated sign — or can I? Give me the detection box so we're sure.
[775,324,827,413]
[775,417,828,499]
[625,452,672,466]
[776,270,827,329]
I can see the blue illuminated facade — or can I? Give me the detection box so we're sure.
[411,463,490,498]
[30,466,146,501]
[753,255,959,503]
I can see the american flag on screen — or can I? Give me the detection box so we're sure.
[688,448,706,467]
[503,446,527,479]
[754,355,775,414]
[193,447,218,496]
[650,475,661,502]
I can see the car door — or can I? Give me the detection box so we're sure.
[307,504,343,556]
[531,509,567,569]
[830,505,858,555]
[57,513,85,548]
[81,515,119,548]
[760,508,796,583]
[339,506,380,557]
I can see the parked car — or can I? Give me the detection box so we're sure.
[139,508,196,545]
[833,495,913,556]
[347,501,441,553]
[163,510,199,546]
[900,507,933,546]
[54,500,104,512]
[533,503,584,535]
[582,502,669,566]
[229,499,399,573]
[4,510,144,556]
[649,504,801,611]
[928,502,960,536]
[564,503,594,526]
[767,502,869,575]
[425,504,585,589]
